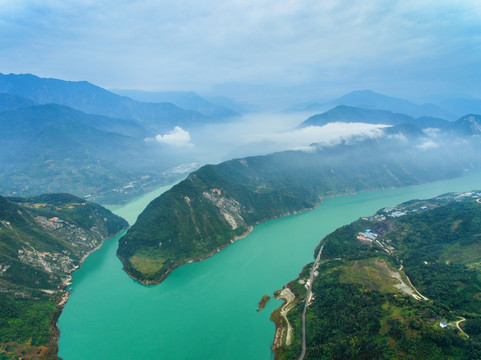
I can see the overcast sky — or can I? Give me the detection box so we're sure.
[1,0,480,106]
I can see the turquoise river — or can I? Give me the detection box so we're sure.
[57,171,481,359]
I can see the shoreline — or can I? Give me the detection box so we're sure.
[118,170,470,286]
[271,286,296,350]
[51,227,128,359]
[118,206,317,285]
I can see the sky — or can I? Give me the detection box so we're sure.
[1,0,481,106]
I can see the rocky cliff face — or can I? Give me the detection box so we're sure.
[202,188,246,230]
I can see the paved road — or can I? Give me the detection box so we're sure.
[298,243,324,360]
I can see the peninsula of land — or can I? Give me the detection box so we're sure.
[272,191,481,359]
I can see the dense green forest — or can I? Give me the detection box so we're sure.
[118,129,481,284]
[0,194,127,359]
[274,192,481,359]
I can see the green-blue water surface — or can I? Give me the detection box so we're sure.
[57,171,481,359]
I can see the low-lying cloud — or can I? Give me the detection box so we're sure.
[250,123,389,150]
[228,121,390,157]
[417,140,439,150]
[189,113,391,163]
[146,126,194,148]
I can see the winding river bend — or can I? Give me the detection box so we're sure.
[57,171,481,359]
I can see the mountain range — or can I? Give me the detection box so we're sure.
[299,106,481,137]
[0,73,235,132]
[0,73,245,203]
[289,89,481,121]
[298,105,450,129]
[112,89,240,118]
[289,90,453,118]
[2,72,481,206]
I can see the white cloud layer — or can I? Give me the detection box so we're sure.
[192,113,390,162]
[251,123,388,150]
[417,140,439,150]
[146,126,194,147]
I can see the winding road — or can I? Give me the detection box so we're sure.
[298,243,324,360]
[448,317,469,338]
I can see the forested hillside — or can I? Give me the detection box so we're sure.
[273,192,481,360]
[118,127,481,284]
[0,194,127,359]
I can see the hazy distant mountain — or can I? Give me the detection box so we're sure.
[447,114,481,136]
[298,105,450,129]
[438,97,481,119]
[0,104,148,148]
[204,95,261,114]
[0,73,210,131]
[292,90,454,119]
[0,93,36,111]
[383,123,426,138]
[112,89,239,118]
[0,104,173,203]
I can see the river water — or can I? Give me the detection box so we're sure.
[57,171,481,359]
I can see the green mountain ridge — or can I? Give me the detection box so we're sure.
[117,130,481,284]
[0,193,128,359]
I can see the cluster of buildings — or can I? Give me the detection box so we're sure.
[433,191,481,203]
[18,245,76,275]
[357,229,396,255]
[35,215,66,230]
[357,229,378,242]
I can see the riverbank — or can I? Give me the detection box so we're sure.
[270,190,481,359]
[0,241,121,360]
[271,286,296,350]
[120,168,479,286]
[119,206,317,285]
[57,170,481,360]
[49,228,128,359]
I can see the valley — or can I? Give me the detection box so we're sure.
[3,2,481,359]
[57,169,481,360]
[2,73,481,359]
